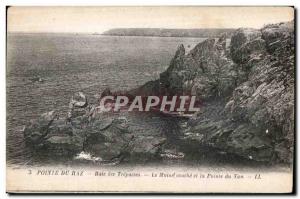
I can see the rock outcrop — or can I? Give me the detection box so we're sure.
[23,21,294,165]
[175,21,294,164]
[159,35,236,99]
[128,21,294,164]
[24,93,167,163]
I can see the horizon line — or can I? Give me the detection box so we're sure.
[6,27,253,34]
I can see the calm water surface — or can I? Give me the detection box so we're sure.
[7,33,204,166]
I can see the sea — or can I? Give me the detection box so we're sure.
[6,33,204,166]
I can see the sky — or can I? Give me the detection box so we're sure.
[7,6,294,33]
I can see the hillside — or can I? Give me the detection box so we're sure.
[102,28,235,38]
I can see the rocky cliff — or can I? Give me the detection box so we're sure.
[23,21,294,165]
[156,21,295,164]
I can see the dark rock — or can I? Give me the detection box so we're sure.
[230,28,262,64]
[84,115,166,162]
[182,21,294,164]
[158,36,235,99]
[43,135,84,156]
[129,80,160,96]
[24,111,58,145]
[261,21,294,56]
[24,21,294,165]
[24,106,167,163]
[100,87,113,98]
[127,136,166,162]
[118,21,294,164]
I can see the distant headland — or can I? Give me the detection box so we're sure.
[101,28,235,38]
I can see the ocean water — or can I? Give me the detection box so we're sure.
[6,33,204,166]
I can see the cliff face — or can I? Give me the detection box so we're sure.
[157,21,294,163]
[23,21,294,165]
[159,34,236,99]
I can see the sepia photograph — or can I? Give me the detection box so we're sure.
[5,6,295,193]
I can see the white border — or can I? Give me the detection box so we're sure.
[0,0,298,198]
